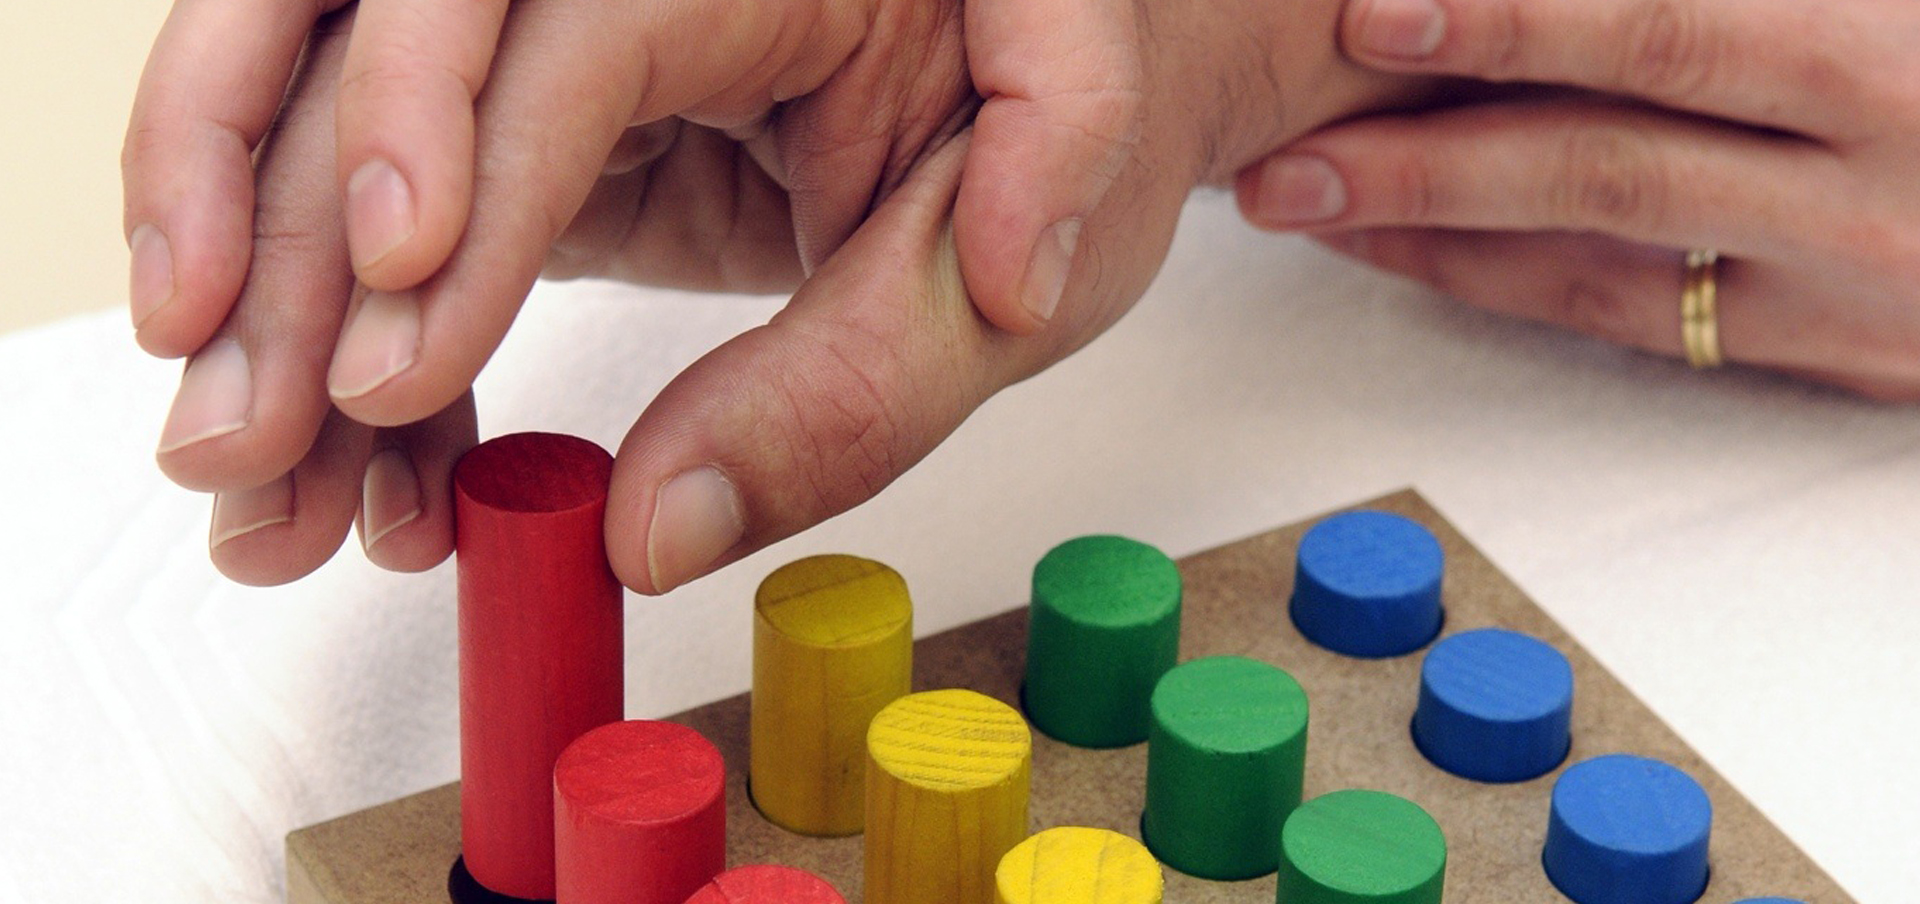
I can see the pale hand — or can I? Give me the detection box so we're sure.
[123,0,1420,588]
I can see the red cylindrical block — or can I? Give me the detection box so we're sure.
[554,720,727,904]
[683,865,846,904]
[455,432,624,900]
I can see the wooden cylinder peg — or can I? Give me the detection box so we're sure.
[1277,790,1447,904]
[751,554,913,836]
[995,827,1162,904]
[553,721,726,904]
[682,865,846,904]
[865,690,1032,904]
[1290,511,1444,659]
[1412,628,1573,783]
[1024,535,1182,748]
[455,432,624,900]
[1142,656,1309,881]
[1543,754,1713,904]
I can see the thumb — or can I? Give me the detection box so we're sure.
[953,0,1146,334]
[605,136,1031,594]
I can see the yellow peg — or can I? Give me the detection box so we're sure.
[751,555,914,836]
[996,827,1163,904]
[865,690,1032,904]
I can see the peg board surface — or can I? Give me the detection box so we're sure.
[287,489,1851,903]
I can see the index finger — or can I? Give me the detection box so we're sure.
[123,0,350,358]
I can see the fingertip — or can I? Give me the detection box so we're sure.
[208,473,343,586]
[129,224,175,332]
[645,465,749,594]
[340,136,474,292]
[126,162,258,359]
[358,446,428,563]
[1233,166,1266,225]
[1342,0,1449,65]
[207,411,373,585]
[1238,153,1350,229]
[339,133,474,292]
[609,137,986,596]
[603,472,654,595]
[327,290,423,419]
[358,399,473,572]
[950,186,1062,337]
[345,158,420,283]
[334,0,498,292]
[120,0,307,356]
[155,333,339,493]
[1020,218,1081,328]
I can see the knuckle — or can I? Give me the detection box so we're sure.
[1771,7,1883,127]
[1479,2,1533,80]
[339,53,475,110]
[1387,152,1443,223]
[773,333,910,519]
[120,120,166,175]
[1548,127,1669,233]
[1552,277,1648,347]
[1059,82,1148,149]
[1615,0,1719,99]
[337,61,420,107]
[249,221,340,262]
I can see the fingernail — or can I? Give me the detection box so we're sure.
[1254,155,1349,225]
[361,447,422,551]
[1354,0,1447,60]
[211,473,295,549]
[346,159,416,271]
[329,291,420,400]
[158,338,252,453]
[130,224,174,328]
[1021,219,1083,325]
[646,466,745,592]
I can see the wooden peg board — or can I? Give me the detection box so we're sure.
[287,489,1853,903]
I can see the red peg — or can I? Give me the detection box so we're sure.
[682,865,846,904]
[555,720,727,904]
[455,432,624,900]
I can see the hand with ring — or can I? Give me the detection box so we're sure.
[1234,0,1920,400]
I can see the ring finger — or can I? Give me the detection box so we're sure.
[1318,227,1920,394]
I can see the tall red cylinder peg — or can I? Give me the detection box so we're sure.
[455,432,624,900]
[553,720,727,904]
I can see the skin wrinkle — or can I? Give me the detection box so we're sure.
[1615,0,1717,104]
[716,145,802,290]
[1551,124,1667,234]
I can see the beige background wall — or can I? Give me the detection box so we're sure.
[2,1,170,333]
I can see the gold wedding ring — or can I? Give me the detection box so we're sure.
[1681,248,1723,369]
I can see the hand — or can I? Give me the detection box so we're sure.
[124,0,1421,589]
[1235,0,1920,399]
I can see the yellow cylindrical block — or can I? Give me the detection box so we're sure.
[751,554,914,836]
[865,690,1032,904]
[995,827,1163,904]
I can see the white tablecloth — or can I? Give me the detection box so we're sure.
[4,193,1915,902]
